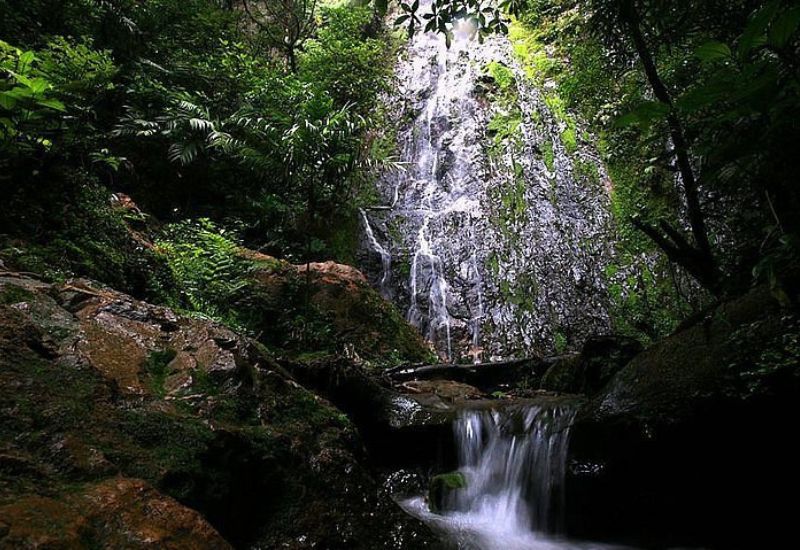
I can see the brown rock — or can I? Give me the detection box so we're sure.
[0,478,230,549]
[400,379,485,401]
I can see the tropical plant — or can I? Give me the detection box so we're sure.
[0,40,65,161]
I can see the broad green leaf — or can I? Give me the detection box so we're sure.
[768,6,800,48]
[28,77,51,94]
[37,98,66,111]
[738,0,780,59]
[0,93,17,110]
[695,41,732,62]
[677,78,732,112]
[6,70,33,89]
[18,51,35,68]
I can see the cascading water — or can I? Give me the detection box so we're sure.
[360,208,392,298]
[401,403,630,550]
[448,406,574,536]
[360,5,618,361]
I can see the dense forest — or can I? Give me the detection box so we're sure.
[1,1,798,549]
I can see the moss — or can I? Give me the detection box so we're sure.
[574,157,602,187]
[143,349,177,398]
[561,124,578,155]
[0,286,35,305]
[508,21,559,85]
[428,471,467,513]
[554,330,568,354]
[541,139,555,171]
[485,61,516,91]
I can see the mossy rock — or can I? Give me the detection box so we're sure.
[428,471,467,513]
[0,273,437,548]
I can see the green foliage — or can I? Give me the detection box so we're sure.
[553,330,567,355]
[156,219,252,326]
[0,181,176,300]
[0,40,65,158]
[1,0,395,271]
[392,0,521,43]
[144,348,178,398]
[301,6,390,110]
[541,138,555,171]
[486,61,516,90]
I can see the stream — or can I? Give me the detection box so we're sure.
[398,404,633,550]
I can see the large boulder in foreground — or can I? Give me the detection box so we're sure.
[566,285,800,549]
[0,477,230,549]
[0,270,436,549]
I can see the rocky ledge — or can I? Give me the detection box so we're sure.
[567,285,800,549]
[0,270,436,549]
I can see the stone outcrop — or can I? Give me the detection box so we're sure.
[0,478,231,549]
[566,285,800,549]
[539,335,642,395]
[0,270,436,549]
[239,250,433,364]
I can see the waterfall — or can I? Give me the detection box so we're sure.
[400,403,631,549]
[361,4,617,361]
[449,406,575,535]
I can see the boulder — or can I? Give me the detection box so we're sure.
[540,336,642,394]
[0,478,231,549]
[565,285,800,549]
[239,251,433,363]
[428,472,467,513]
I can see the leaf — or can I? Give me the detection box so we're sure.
[36,98,66,112]
[768,6,800,48]
[18,51,35,68]
[614,101,670,129]
[738,0,780,59]
[27,77,51,94]
[0,93,17,110]
[677,79,732,112]
[695,41,732,63]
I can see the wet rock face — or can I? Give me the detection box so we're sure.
[0,271,437,549]
[360,15,615,361]
[566,286,800,549]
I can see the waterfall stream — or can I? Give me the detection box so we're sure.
[400,403,631,550]
[360,5,617,361]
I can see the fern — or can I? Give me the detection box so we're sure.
[156,219,253,324]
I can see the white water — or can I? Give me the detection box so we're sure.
[401,405,632,550]
[361,3,617,361]
[360,208,392,297]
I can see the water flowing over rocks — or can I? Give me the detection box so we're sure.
[360,7,616,361]
[398,401,632,550]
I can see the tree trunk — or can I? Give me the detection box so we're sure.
[620,0,721,294]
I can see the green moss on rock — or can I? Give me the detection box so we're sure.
[428,471,467,513]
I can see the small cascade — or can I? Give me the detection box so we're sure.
[360,209,392,298]
[401,403,630,549]
[449,406,575,535]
